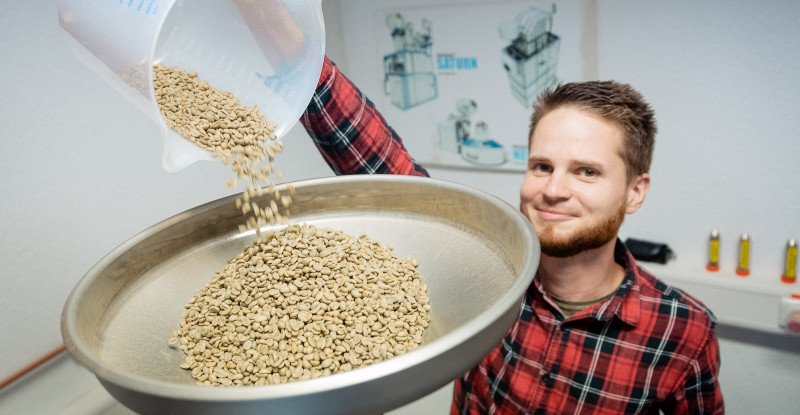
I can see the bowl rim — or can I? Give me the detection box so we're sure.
[61,174,539,402]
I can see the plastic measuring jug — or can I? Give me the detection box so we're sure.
[57,0,325,172]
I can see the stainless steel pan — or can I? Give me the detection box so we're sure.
[61,175,539,414]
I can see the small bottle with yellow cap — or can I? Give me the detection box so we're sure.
[736,232,750,277]
[782,238,797,284]
[706,230,720,272]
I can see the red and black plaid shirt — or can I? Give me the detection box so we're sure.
[301,57,723,414]
[453,240,723,414]
[301,57,429,177]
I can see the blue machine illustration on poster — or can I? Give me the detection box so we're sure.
[438,99,508,166]
[436,98,475,154]
[383,13,438,110]
[500,5,561,109]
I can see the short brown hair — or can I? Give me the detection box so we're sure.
[529,81,657,182]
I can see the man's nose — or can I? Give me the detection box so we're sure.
[542,172,571,201]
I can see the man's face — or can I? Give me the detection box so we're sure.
[520,107,648,257]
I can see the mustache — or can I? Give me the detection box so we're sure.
[532,203,580,217]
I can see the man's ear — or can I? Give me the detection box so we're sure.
[625,173,650,214]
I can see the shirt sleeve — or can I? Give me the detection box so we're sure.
[300,56,429,177]
[451,367,489,415]
[665,329,724,414]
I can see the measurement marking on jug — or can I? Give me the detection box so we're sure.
[121,0,159,15]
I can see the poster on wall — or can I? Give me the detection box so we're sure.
[374,0,588,171]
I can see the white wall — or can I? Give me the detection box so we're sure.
[598,0,800,278]
[2,0,799,413]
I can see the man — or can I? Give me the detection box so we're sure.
[301,57,723,414]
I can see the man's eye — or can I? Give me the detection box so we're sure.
[582,168,597,177]
[532,163,552,173]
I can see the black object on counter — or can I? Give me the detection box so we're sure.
[624,238,675,264]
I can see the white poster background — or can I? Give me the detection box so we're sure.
[374,0,589,171]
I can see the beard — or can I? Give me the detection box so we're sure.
[536,201,627,258]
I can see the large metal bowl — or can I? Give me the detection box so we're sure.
[61,175,539,415]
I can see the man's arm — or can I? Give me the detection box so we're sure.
[300,56,429,177]
[450,366,489,415]
[665,329,724,414]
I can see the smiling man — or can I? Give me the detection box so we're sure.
[301,58,723,414]
[521,85,652,304]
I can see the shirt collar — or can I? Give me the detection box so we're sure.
[532,239,641,327]
[597,239,640,326]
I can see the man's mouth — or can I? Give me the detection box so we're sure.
[535,207,578,221]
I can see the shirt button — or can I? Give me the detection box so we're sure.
[542,372,555,386]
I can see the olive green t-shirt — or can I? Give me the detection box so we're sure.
[550,290,617,319]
